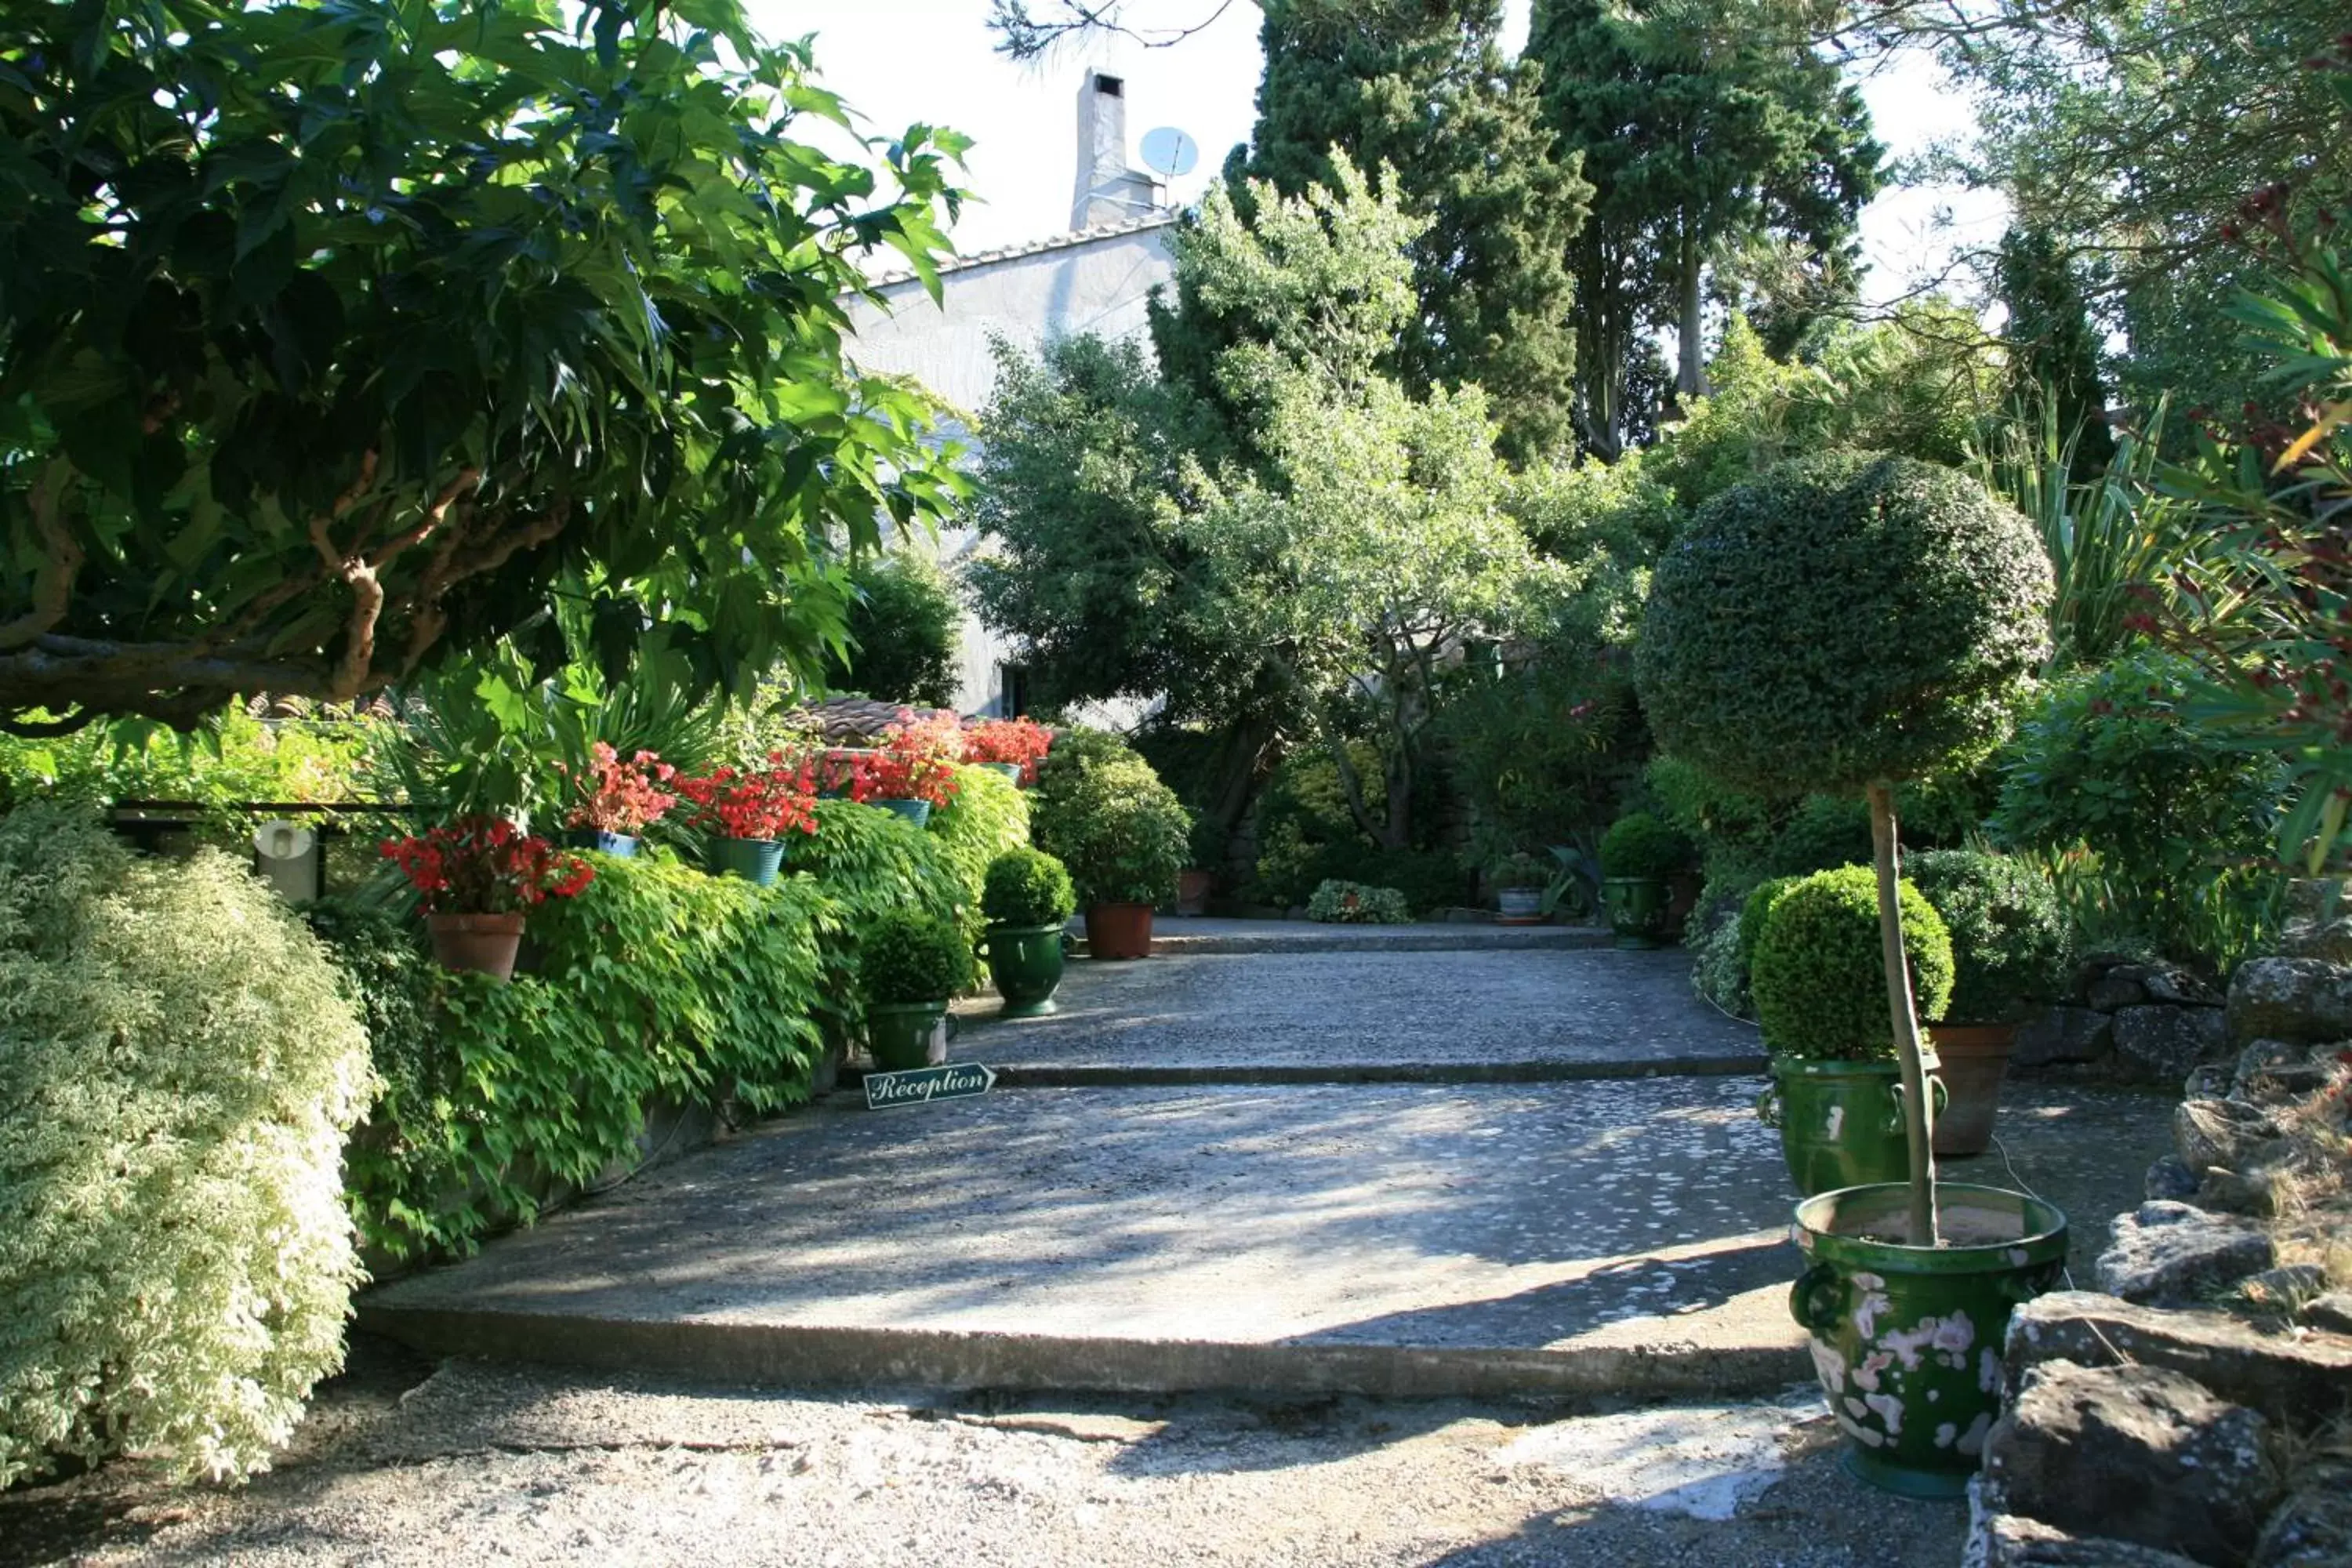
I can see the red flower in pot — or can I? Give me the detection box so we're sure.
[381,816,596,982]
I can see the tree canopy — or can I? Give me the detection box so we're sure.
[0,0,969,734]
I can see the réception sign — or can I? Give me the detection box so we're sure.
[863,1062,997,1111]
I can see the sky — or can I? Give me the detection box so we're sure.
[747,1,2007,312]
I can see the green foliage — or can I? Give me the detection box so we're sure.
[1691,909,1753,1018]
[1751,866,1955,1059]
[1636,452,2053,799]
[1528,0,1881,456]
[0,1,969,730]
[1644,753,1783,882]
[833,554,964,710]
[1599,811,1692,880]
[928,765,1032,941]
[858,909,973,1006]
[1990,652,2285,966]
[1436,662,1641,863]
[1032,753,1193,909]
[1907,851,2072,1025]
[1306,880,1413,925]
[1977,397,2193,670]
[970,335,1246,719]
[789,798,967,1027]
[0,808,373,1485]
[330,856,832,1262]
[1737,875,1803,981]
[982,848,1075,928]
[0,701,372,811]
[1221,0,1591,460]
[1996,227,2115,470]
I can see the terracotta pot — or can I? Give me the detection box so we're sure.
[426,911,527,982]
[1927,1022,2020,1157]
[1175,869,1213,917]
[1083,902,1155,960]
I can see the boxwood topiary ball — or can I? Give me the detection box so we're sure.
[1635,452,2052,800]
[1906,849,2072,1025]
[982,846,1076,928]
[1751,866,1955,1058]
[1599,811,1693,880]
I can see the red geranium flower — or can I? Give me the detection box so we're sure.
[380,815,596,914]
[673,753,821,842]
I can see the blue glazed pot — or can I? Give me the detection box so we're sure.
[874,798,933,829]
[564,829,640,858]
[704,836,786,886]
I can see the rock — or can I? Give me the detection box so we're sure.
[2089,974,2152,1011]
[1979,1513,2209,1567]
[2185,1062,2236,1099]
[2114,1005,2231,1083]
[2302,1292,2352,1336]
[2254,1460,2352,1568]
[2196,1166,2286,1218]
[2017,1006,2117,1069]
[2005,1293,2352,1432]
[2096,1202,2277,1305]
[2233,1039,2347,1103]
[2230,1265,2329,1313]
[2146,1155,2202,1202]
[2228,959,2352,1048]
[1983,1359,2275,1566]
[2140,967,2225,1008]
[2174,1099,2283,1177]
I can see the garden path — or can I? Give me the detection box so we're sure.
[362,942,2169,1406]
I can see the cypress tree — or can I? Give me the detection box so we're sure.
[1996,226,2115,469]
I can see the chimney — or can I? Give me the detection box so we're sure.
[1072,71,1153,230]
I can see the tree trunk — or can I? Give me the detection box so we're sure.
[1867,781,1938,1247]
[1676,226,1709,401]
[1381,745,1414,853]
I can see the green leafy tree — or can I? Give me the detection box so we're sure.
[1217,0,1592,461]
[833,554,963,710]
[0,0,967,735]
[1528,0,1881,457]
[1996,227,2114,469]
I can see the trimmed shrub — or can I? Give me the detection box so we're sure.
[0,808,374,1485]
[1033,752,1192,909]
[1737,875,1804,981]
[1306,880,1412,924]
[983,848,1076,927]
[1751,866,1955,1058]
[1907,850,2072,1025]
[1599,811,1691,880]
[858,909,973,1005]
[1637,452,2052,799]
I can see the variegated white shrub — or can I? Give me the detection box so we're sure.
[0,807,375,1486]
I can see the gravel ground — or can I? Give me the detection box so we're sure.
[4,1341,1968,1568]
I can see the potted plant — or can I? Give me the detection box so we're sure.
[858,710,966,826]
[673,753,818,885]
[1597,812,1690,948]
[1034,753,1192,960]
[557,742,677,856]
[1751,866,1955,1194]
[978,847,1075,1017]
[963,717,1053,787]
[1636,450,2065,1497]
[1174,815,1224,917]
[1907,850,2073,1157]
[858,909,974,1070]
[1490,853,1550,924]
[380,815,595,982]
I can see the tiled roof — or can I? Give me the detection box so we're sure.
[858,211,1178,292]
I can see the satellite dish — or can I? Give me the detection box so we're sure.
[1140,126,1200,179]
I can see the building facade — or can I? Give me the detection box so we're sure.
[839,72,1179,715]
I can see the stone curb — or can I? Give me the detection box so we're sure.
[356,1305,1809,1403]
[854,1056,1769,1089]
[1096,927,1617,956]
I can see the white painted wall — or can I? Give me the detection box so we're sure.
[840,220,1176,716]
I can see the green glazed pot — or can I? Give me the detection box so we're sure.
[704,836,785,886]
[977,762,1023,786]
[1791,1181,2068,1498]
[1758,1057,1947,1196]
[873,798,932,829]
[979,923,1065,1018]
[866,1000,946,1071]
[1601,876,1670,949]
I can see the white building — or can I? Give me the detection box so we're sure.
[840,71,1180,716]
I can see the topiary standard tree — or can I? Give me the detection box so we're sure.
[1635,451,2051,1242]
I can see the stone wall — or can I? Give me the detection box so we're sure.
[1969,955,2352,1566]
